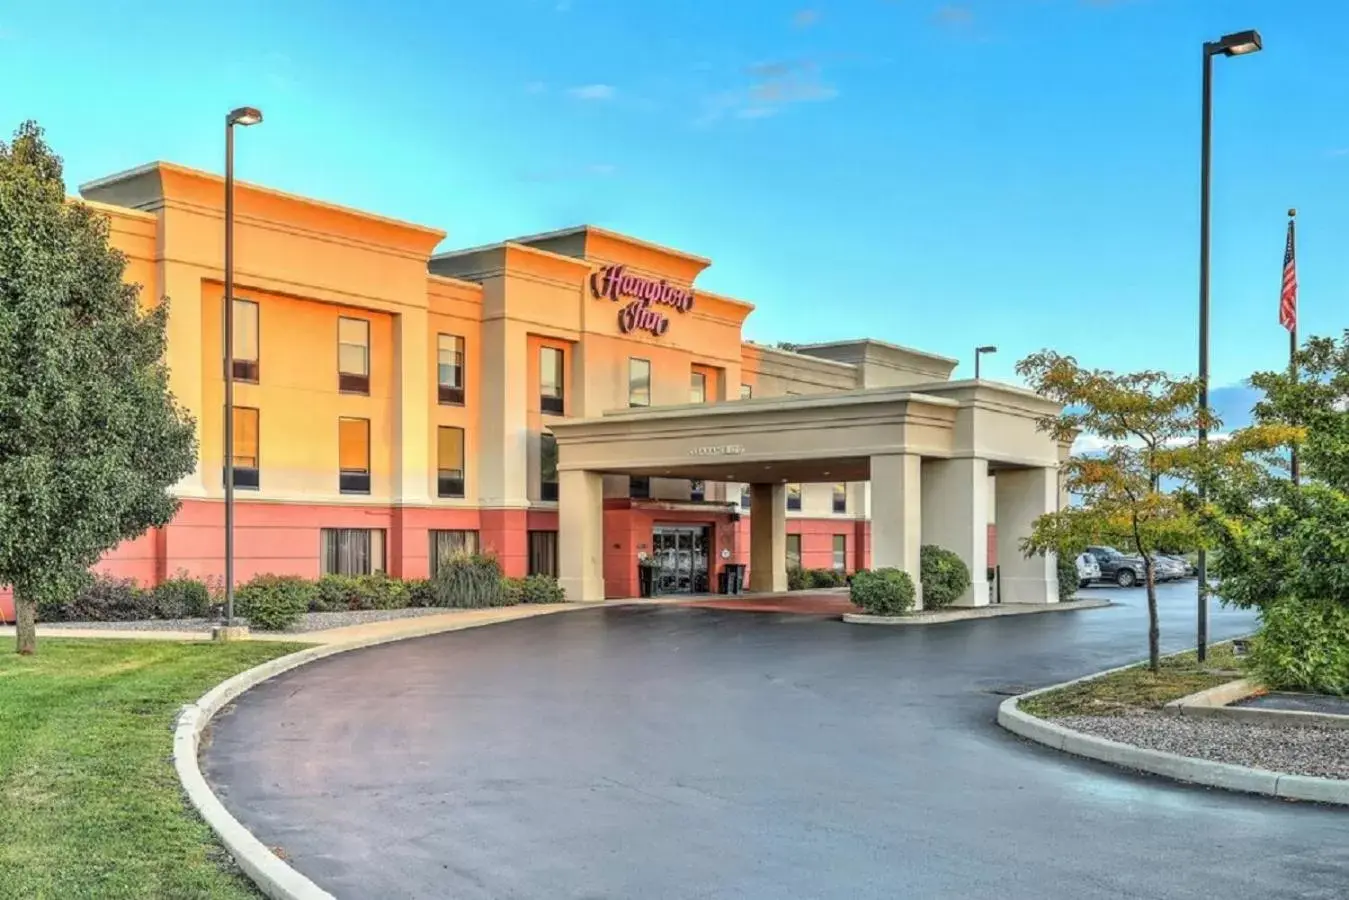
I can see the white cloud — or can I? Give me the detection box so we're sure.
[568,84,616,101]
[1071,432,1232,455]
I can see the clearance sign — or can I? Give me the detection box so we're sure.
[589,265,694,337]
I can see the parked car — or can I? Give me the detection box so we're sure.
[1158,554,1197,577]
[1074,552,1100,588]
[1153,556,1185,582]
[1086,546,1148,588]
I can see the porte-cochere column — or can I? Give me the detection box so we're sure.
[994,466,1059,603]
[921,457,990,607]
[869,453,924,610]
[558,469,605,602]
[748,483,787,592]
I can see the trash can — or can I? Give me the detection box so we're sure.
[717,569,731,594]
[729,563,747,595]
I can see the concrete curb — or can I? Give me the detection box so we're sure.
[1166,679,1349,730]
[174,603,595,900]
[997,658,1349,806]
[844,598,1111,626]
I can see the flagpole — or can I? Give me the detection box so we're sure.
[1287,208,1300,487]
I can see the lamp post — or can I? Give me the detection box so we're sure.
[224,106,262,628]
[974,345,997,381]
[1196,30,1260,662]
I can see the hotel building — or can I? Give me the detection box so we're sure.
[0,161,1070,618]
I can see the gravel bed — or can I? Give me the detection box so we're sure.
[40,607,457,635]
[1058,712,1349,781]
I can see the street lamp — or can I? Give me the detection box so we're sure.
[1196,30,1261,662]
[974,345,997,381]
[224,106,262,628]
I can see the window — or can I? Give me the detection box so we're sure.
[740,484,751,509]
[739,383,752,400]
[787,483,802,511]
[540,346,565,415]
[630,476,650,499]
[437,334,465,405]
[628,358,651,407]
[786,534,802,569]
[321,528,386,575]
[338,317,370,394]
[230,299,259,382]
[690,480,705,502]
[832,535,847,572]
[529,531,559,577]
[690,371,706,404]
[429,529,480,575]
[338,417,370,494]
[227,406,260,490]
[539,432,558,502]
[437,426,465,498]
[832,483,847,514]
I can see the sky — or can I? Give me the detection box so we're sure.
[1,0,1345,423]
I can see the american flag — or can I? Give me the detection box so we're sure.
[1279,217,1298,332]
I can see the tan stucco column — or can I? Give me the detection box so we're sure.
[392,309,430,503]
[921,457,990,606]
[558,469,604,602]
[869,453,924,610]
[749,483,787,592]
[995,466,1059,603]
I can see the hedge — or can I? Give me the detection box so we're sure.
[849,567,916,616]
[787,566,849,591]
[920,545,970,610]
[34,561,567,631]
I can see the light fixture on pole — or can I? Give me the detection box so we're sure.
[224,106,262,628]
[974,345,997,381]
[1196,30,1261,662]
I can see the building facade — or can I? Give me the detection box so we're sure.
[0,161,1063,620]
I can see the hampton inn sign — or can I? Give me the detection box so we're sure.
[590,264,694,337]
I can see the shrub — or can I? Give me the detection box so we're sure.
[431,551,507,608]
[501,576,526,606]
[404,578,436,607]
[519,574,565,604]
[787,565,808,591]
[806,568,848,589]
[920,545,971,610]
[1057,554,1078,602]
[38,574,153,622]
[235,574,314,631]
[151,575,212,619]
[313,572,409,611]
[849,567,916,616]
[1250,597,1349,695]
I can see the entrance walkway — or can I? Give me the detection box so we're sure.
[670,590,856,616]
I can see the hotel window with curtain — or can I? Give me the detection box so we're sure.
[338,417,370,494]
[228,407,260,490]
[628,358,651,407]
[540,346,565,415]
[429,529,479,575]
[740,484,751,509]
[338,317,370,394]
[690,480,705,502]
[321,528,385,576]
[786,483,802,511]
[231,299,259,382]
[437,334,465,405]
[832,483,847,514]
[540,432,558,502]
[437,426,466,498]
[786,534,802,569]
[630,476,650,499]
[529,531,558,577]
[690,371,706,404]
[832,535,847,571]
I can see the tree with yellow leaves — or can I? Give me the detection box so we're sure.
[1015,351,1294,672]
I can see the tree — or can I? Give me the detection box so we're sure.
[0,122,196,654]
[1014,351,1286,671]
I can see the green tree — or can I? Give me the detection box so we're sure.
[1014,351,1285,671]
[0,122,196,654]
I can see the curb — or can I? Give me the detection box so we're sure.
[174,603,595,900]
[996,658,1349,806]
[1166,679,1349,731]
[843,598,1112,626]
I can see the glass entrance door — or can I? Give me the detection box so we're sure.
[652,526,710,594]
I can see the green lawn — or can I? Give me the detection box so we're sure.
[1020,642,1245,718]
[0,639,307,900]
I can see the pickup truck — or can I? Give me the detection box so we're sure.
[1086,546,1148,588]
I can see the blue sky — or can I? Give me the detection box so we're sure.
[1,0,1344,419]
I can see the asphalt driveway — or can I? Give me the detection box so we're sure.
[203,583,1349,899]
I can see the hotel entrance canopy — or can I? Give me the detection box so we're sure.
[549,381,1071,605]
